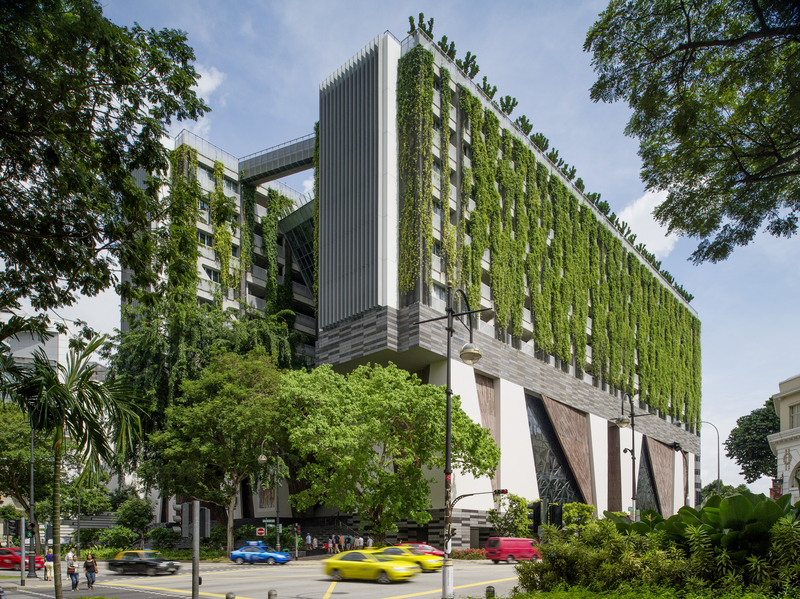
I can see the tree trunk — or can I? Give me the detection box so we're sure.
[226,494,237,555]
[34,521,42,555]
[52,440,63,599]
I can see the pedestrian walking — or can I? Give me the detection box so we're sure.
[44,548,54,581]
[83,553,98,590]
[366,535,374,548]
[305,532,311,547]
[312,536,318,550]
[66,552,79,591]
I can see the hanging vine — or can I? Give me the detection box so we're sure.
[209,161,237,294]
[398,45,435,294]
[240,182,256,288]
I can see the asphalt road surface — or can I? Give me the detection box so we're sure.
[2,560,520,599]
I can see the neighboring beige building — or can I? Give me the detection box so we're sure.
[768,373,800,502]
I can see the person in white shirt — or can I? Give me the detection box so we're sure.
[366,536,373,548]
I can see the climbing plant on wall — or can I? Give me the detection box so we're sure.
[166,144,201,304]
[210,161,238,293]
[261,188,294,311]
[397,45,434,294]
[400,76,702,421]
[240,182,256,288]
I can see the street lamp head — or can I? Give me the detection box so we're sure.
[257,454,268,465]
[615,415,631,429]
[673,420,683,427]
[459,343,482,366]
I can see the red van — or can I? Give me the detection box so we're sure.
[485,537,541,563]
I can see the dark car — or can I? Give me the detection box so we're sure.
[107,550,180,576]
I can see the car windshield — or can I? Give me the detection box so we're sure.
[143,552,165,560]
[374,555,395,562]
[487,540,500,548]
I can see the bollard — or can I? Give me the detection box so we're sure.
[268,591,277,599]
[225,594,235,599]
[486,585,496,598]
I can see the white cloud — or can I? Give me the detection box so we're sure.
[619,190,679,259]
[301,176,314,196]
[193,64,227,101]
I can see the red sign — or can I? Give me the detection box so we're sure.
[256,527,265,536]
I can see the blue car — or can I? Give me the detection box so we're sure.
[230,541,292,565]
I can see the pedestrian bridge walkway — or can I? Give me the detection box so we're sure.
[239,134,315,186]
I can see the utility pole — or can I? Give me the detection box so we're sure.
[192,500,200,599]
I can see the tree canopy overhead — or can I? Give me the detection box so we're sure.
[0,0,209,310]
[585,1,800,263]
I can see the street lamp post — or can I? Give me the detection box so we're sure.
[414,284,483,599]
[613,392,653,521]
[28,427,37,578]
[257,440,280,551]
[674,419,720,496]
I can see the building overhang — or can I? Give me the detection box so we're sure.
[768,427,800,455]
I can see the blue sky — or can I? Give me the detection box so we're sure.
[52,0,800,494]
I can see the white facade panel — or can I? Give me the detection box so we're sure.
[588,414,608,516]
[496,378,538,501]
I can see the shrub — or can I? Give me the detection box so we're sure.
[71,527,105,546]
[148,527,182,549]
[452,548,486,560]
[98,526,137,549]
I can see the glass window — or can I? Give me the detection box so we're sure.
[341,552,364,562]
[791,404,800,429]
[204,267,220,283]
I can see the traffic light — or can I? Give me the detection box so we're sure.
[8,519,19,537]
[527,502,541,534]
[174,503,190,537]
[492,489,508,497]
[26,522,35,538]
[294,523,300,535]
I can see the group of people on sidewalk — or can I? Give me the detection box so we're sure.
[325,533,372,553]
[42,547,98,592]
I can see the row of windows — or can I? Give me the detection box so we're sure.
[198,231,239,257]
[792,404,800,429]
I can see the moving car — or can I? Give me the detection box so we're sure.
[0,548,44,571]
[323,550,421,583]
[229,541,292,565]
[485,537,541,563]
[396,542,445,557]
[368,546,443,572]
[107,550,180,575]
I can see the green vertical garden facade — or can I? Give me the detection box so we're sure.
[397,45,702,423]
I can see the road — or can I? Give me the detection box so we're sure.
[2,560,520,599]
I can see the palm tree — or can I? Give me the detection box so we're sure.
[13,335,140,599]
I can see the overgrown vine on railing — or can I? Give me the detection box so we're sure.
[398,45,434,294]
[240,182,256,289]
[210,161,237,294]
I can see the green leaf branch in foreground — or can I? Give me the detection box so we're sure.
[279,363,500,542]
[0,0,209,310]
[141,349,282,555]
[585,1,800,263]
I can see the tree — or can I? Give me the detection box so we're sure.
[0,0,209,310]
[724,399,780,483]
[585,1,800,263]
[487,493,531,538]
[699,480,750,502]
[116,497,154,549]
[106,299,300,467]
[109,485,140,511]
[11,335,140,599]
[279,363,500,542]
[139,350,282,554]
[0,405,53,553]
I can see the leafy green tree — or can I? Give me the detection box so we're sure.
[699,480,750,502]
[0,0,209,311]
[109,485,140,511]
[724,399,780,483]
[0,404,53,552]
[106,300,299,466]
[139,350,282,554]
[279,363,500,542]
[487,493,532,538]
[147,526,181,549]
[115,497,154,549]
[11,335,140,599]
[585,1,800,263]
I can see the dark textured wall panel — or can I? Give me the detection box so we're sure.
[608,425,621,512]
[647,437,676,517]
[541,395,594,506]
[319,43,379,328]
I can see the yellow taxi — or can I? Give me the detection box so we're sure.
[368,546,443,572]
[323,550,421,583]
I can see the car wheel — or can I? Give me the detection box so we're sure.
[235,557,244,565]
[506,555,515,564]
[146,567,157,576]
[492,560,499,564]
[331,569,342,581]
[377,571,390,584]
[266,557,275,565]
